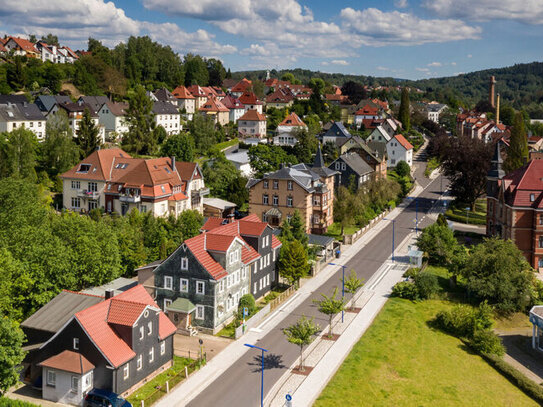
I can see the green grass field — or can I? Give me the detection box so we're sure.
[325,222,359,240]
[315,296,537,407]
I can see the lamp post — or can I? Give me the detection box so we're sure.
[465,207,471,224]
[244,343,268,407]
[383,218,396,262]
[406,196,418,235]
[328,262,346,322]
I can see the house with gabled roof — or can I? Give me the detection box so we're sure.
[171,85,195,119]
[274,112,307,146]
[238,109,267,138]
[24,285,176,404]
[4,36,39,57]
[48,102,106,141]
[97,101,129,140]
[368,125,393,143]
[321,121,351,145]
[387,134,413,167]
[329,152,374,191]
[34,95,72,113]
[199,97,230,126]
[151,214,281,334]
[152,101,181,135]
[0,102,47,140]
[265,87,295,109]
[187,85,208,108]
[239,91,263,114]
[222,94,245,122]
[231,78,252,98]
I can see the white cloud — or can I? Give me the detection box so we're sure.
[423,0,543,24]
[141,0,251,21]
[427,62,442,67]
[416,67,430,72]
[330,60,349,66]
[394,0,408,8]
[467,54,473,58]
[0,0,236,56]
[377,66,391,71]
[340,8,481,46]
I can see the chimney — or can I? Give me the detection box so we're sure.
[171,156,176,171]
[489,76,496,108]
[105,289,115,300]
[496,93,500,124]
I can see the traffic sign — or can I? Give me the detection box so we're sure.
[243,307,248,317]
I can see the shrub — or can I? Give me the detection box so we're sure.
[391,281,419,300]
[395,160,410,177]
[0,400,39,407]
[414,272,440,299]
[469,329,505,356]
[434,305,477,337]
[239,294,256,315]
[402,267,420,279]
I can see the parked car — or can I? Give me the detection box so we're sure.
[84,389,132,407]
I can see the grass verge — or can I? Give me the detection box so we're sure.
[325,222,358,240]
[424,156,440,177]
[446,199,487,225]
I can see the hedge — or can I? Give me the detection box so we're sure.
[0,399,40,407]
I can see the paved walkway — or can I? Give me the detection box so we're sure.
[174,333,233,361]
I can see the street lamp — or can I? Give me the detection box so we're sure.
[465,207,471,224]
[328,262,346,322]
[244,343,268,407]
[383,218,396,262]
[406,196,418,235]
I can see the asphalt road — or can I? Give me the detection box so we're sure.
[188,152,447,407]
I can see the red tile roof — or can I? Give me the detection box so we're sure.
[239,92,262,105]
[39,350,94,374]
[355,105,379,116]
[222,95,244,109]
[266,88,294,104]
[501,160,543,208]
[61,148,131,181]
[187,85,207,98]
[206,233,236,252]
[200,97,229,113]
[184,234,228,280]
[231,78,252,93]
[172,86,194,99]
[7,37,39,54]
[239,109,266,122]
[279,112,306,127]
[201,217,226,231]
[393,134,414,150]
[106,299,148,327]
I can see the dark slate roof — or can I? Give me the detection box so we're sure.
[18,103,44,120]
[337,152,374,176]
[154,88,177,103]
[313,145,325,168]
[152,101,179,115]
[367,141,387,159]
[34,95,71,112]
[0,94,28,105]
[78,96,109,112]
[322,121,351,139]
[426,103,447,112]
[307,233,335,247]
[21,291,103,333]
[0,103,44,121]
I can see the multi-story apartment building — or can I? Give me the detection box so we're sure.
[61,148,208,216]
[487,144,543,271]
[152,214,281,334]
[0,102,46,140]
[152,101,181,135]
[238,109,267,138]
[247,148,336,234]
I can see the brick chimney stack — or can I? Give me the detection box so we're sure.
[489,76,496,108]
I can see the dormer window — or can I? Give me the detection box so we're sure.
[77,164,91,173]
[531,193,535,202]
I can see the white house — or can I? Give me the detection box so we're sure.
[171,86,196,120]
[387,134,413,167]
[0,102,47,140]
[239,92,263,114]
[368,125,393,143]
[238,109,267,138]
[97,101,129,141]
[222,95,245,123]
[225,149,253,177]
[426,102,448,123]
[153,101,181,135]
[273,112,307,146]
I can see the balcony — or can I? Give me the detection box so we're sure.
[77,189,99,200]
[196,187,210,197]
[119,194,141,203]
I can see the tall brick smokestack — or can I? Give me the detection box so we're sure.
[489,76,496,108]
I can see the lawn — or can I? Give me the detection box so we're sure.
[424,156,440,177]
[315,292,538,406]
[325,222,359,240]
[446,199,487,225]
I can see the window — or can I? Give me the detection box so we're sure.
[71,180,80,190]
[335,162,340,170]
[137,355,143,370]
[263,180,269,189]
[47,370,56,387]
[287,181,293,190]
[181,257,188,270]
[164,299,172,309]
[272,195,278,206]
[314,214,320,224]
[273,180,279,189]
[180,279,188,293]
[71,376,79,393]
[83,372,93,390]
[341,163,346,171]
[89,200,98,210]
[164,276,173,290]
[242,266,247,279]
[196,281,205,294]
[73,338,79,350]
[71,197,81,208]
[531,194,536,202]
[539,236,543,248]
[77,164,91,173]
[141,205,147,213]
[88,182,97,192]
[273,249,276,262]
[287,196,293,207]
[160,341,166,355]
[262,194,269,205]
[266,274,270,286]
[149,347,154,363]
[139,326,144,340]
[254,282,257,293]
[314,197,320,206]
[196,305,204,319]
[540,215,543,225]
[235,270,240,283]
[148,321,152,335]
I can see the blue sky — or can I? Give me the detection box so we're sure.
[1,0,542,80]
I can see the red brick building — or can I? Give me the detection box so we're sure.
[487,144,543,270]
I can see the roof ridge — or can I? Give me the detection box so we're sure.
[63,290,105,299]
[516,160,536,189]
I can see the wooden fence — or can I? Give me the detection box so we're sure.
[269,285,296,312]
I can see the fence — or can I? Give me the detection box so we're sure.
[133,356,206,407]
[342,210,390,245]
[269,285,296,312]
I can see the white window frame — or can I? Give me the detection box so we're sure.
[123,364,129,380]
[47,370,56,387]
[83,371,93,391]
[137,355,143,370]
[139,326,144,340]
[164,276,173,290]
[160,341,166,355]
[71,376,79,393]
[254,282,257,293]
[242,266,247,279]
[164,298,172,309]
[73,338,79,350]
[71,180,80,190]
[195,305,205,320]
[148,321,152,335]
[196,280,205,295]
[180,278,189,293]
[181,257,188,270]
[149,347,154,363]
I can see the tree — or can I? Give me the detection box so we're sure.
[333,186,356,235]
[40,110,80,177]
[0,317,26,396]
[0,128,38,182]
[343,270,364,309]
[75,108,101,158]
[6,56,27,91]
[239,294,256,315]
[207,58,226,87]
[123,85,156,155]
[322,141,338,164]
[292,129,318,163]
[281,73,295,83]
[283,316,320,372]
[279,240,310,287]
[184,54,209,86]
[203,153,248,206]
[40,33,59,46]
[248,144,297,178]
[177,210,203,241]
[395,160,410,177]
[416,223,459,266]
[504,112,529,173]
[341,81,366,105]
[281,210,308,247]
[399,87,410,132]
[461,237,534,313]
[315,287,345,337]
[188,114,217,154]
[160,133,195,162]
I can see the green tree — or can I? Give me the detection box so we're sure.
[343,270,364,309]
[416,223,459,266]
[76,108,101,158]
[283,316,320,372]
[333,186,356,235]
[0,317,26,396]
[40,110,79,176]
[184,54,209,86]
[399,87,411,132]
[0,128,38,182]
[6,56,27,91]
[504,112,529,173]
[123,85,156,155]
[281,73,295,83]
[315,287,346,337]
[279,240,310,287]
[188,114,217,154]
[395,160,410,177]
[160,133,195,162]
[238,294,256,315]
[292,129,318,163]
[203,154,248,207]
[248,144,297,178]
[177,210,203,241]
[461,237,534,313]
[207,58,226,87]
[281,210,308,247]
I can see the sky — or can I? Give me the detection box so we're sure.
[0,0,542,80]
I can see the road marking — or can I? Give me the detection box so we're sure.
[249,328,262,333]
